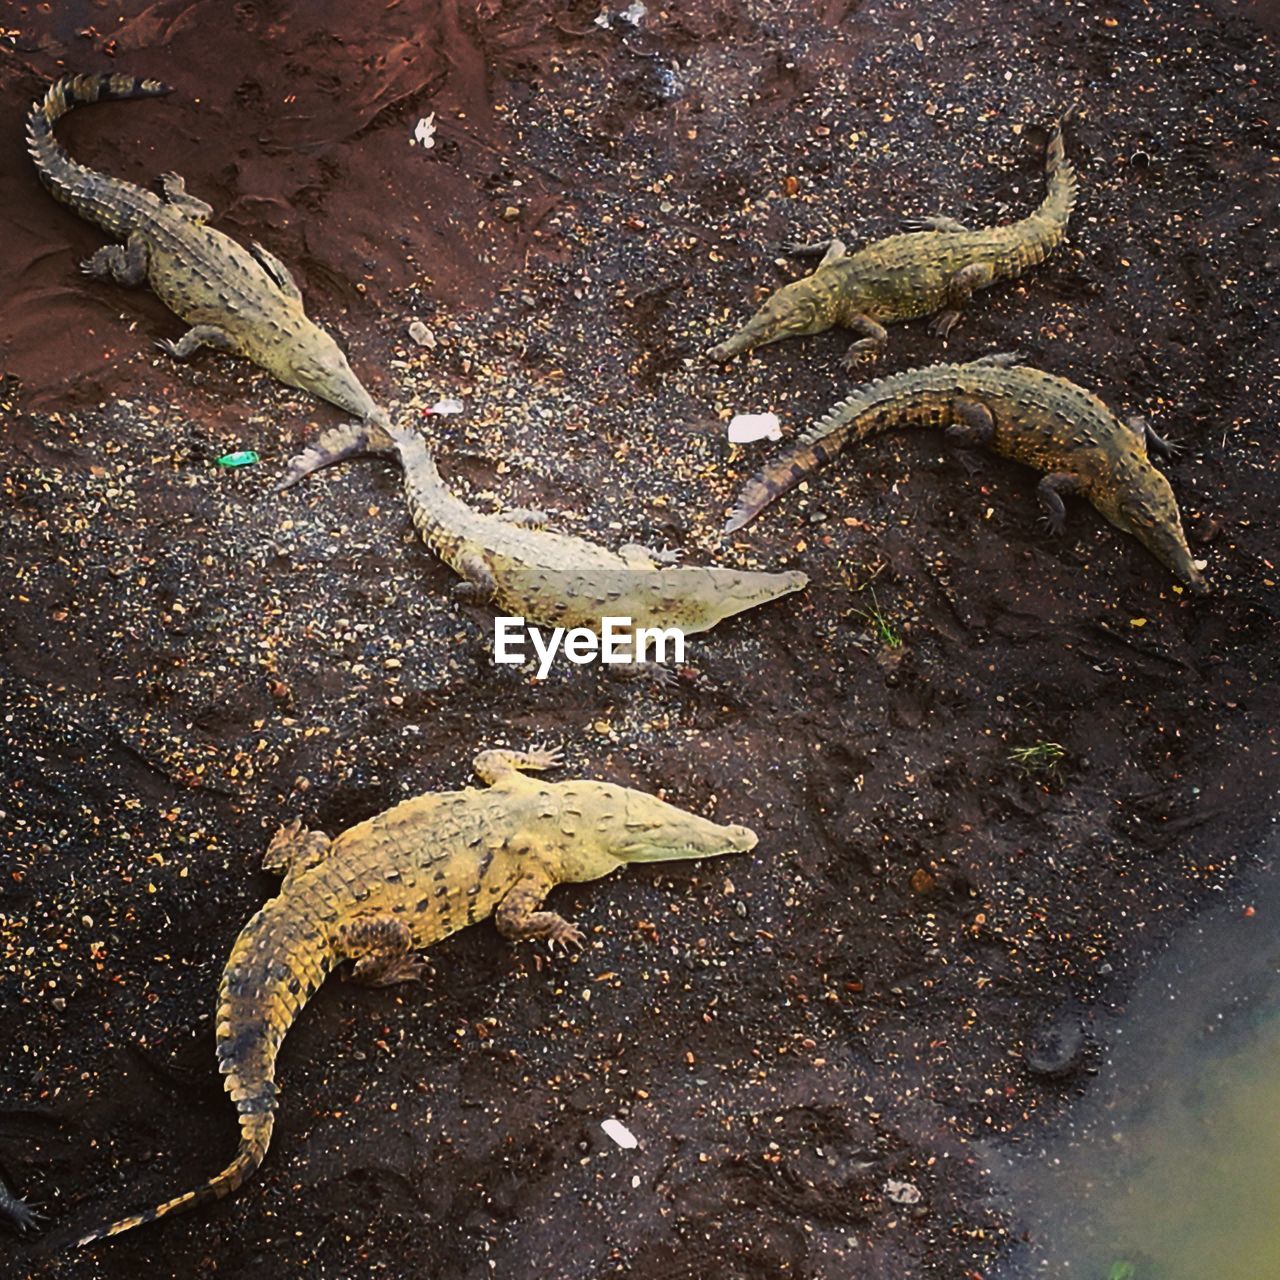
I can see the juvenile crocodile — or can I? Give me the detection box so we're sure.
[724,354,1205,590]
[708,108,1078,367]
[26,73,383,422]
[278,420,808,654]
[77,746,756,1246]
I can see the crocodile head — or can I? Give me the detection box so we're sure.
[1107,467,1207,592]
[281,326,384,422]
[554,782,757,881]
[707,274,841,361]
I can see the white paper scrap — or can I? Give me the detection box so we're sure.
[412,114,437,148]
[728,412,783,444]
[600,1118,639,1149]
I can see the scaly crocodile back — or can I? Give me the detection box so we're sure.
[76,891,334,1246]
[26,73,171,236]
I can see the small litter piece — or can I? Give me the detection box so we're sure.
[884,1179,922,1206]
[619,0,647,25]
[600,1118,639,1149]
[408,321,437,349]
[422,398,465,417]
[411,113,437,148]
[727,412,782,444]
[216,450,259,468]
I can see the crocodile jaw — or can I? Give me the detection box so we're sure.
[708,276,838,361]
[278,327,381,421]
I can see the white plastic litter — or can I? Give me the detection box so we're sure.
[884,1179,922,1206]
[727,412,783,444]
[412,114,437,148]
[600,1118,639,1150]
[426,398,465,416]
[408,321,436,348]
[619,0,648,25]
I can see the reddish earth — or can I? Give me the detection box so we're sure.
[1,2,1277,1278]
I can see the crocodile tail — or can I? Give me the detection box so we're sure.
[724,366,957,532]
[77,894,334,1247]
[76,1115,272,1248]
[1031,104,1079,232]
[384,424,479,557]
[25,74,171,233]
[275,421,396,492]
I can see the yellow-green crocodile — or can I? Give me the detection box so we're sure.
[279,420,809,649]
[77,746,757,1246]
[725,354,1205,590]
[26,73,384,422]
[708,108,1078,367]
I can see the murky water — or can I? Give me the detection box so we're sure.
[991,847,1280,1279]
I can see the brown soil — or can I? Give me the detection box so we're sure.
[1,2,1278,1277]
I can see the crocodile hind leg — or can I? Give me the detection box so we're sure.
[946,398,996,448]
[158,324,236,359]
[501,507,552,529]
[451,552,497,604]
[902,214,969,232]
[1037,471,1083,535]
[496,872,585,951]
[841,314,889,370]
[473,745,563,784]
[932,261,997,338]
[159,172,213,223]
[339,915,428,985]
[81,232,149,286]
[262,818,332,878]
[1129,416,1180,459]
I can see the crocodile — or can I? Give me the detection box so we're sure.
[277,419,808,657]
[76,746,756,1246]
[707,108,1078,367]
[26,73,384,422]
[724,354,1206,590]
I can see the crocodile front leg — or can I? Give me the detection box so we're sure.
[1037,471,1083,535]
[473,745,563,784]
[338,915,428,985]
[1129,416,1179,459]
[81,231,149,286]
[619,543,682,568]
[495,872,584,950]
[902,214,970,233]
[841,314,889,369]
[785,237,848,263]
[158,324,236,359]
[159,171,213,223]
[932,260,997,338]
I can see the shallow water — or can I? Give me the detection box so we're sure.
[993,848,1280,1279]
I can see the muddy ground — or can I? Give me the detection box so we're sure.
[1,1,1277,1277]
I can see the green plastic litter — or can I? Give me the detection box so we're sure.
[1107,1263,1136,1280]
[217,450,260,468]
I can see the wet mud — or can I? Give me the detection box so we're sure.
[1,1,1278,1277]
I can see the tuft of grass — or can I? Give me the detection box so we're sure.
[854,586,902,648]
[1008,740,1067,776]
